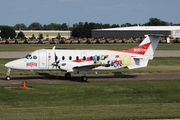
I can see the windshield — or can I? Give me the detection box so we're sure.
[25,54,32,59]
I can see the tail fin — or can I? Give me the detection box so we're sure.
[127,34,163,69]
[125,34,162,56]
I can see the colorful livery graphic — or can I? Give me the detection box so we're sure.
[5,34,162,81]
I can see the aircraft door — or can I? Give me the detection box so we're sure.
[39,51,47,69]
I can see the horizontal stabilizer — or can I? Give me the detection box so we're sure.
[128,59,149,69]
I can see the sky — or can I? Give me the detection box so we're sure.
[0,0,180,27]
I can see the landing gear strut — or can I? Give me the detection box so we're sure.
[6,68,11,81]
[78,71,88,82]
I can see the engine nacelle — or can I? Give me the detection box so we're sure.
[60,62,73,72]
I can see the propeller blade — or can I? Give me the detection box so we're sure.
[52,46,60,69]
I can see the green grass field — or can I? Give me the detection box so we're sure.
[0,43,180,51]
[0,82,180,120]
[1,44,180,120]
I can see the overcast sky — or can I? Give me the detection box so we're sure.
[0,0,179,27]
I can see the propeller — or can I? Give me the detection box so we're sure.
[51,46,60,78]
[52,46,60,69]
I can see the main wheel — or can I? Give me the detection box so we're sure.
[65,73,71,79]
[6,76,11,81]
[81,76,88,82]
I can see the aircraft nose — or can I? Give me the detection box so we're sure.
[5,62,12,68]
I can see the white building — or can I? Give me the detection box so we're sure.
[15,30,72,39]
[92,26,180,38]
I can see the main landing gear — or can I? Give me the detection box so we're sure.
[81,76,87,81]
[65,72,88,82]
[6,68,11,81]
[65,73,71,79]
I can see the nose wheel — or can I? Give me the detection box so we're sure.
[6,76,11,81]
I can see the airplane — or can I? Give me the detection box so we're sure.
[5,34,163,81]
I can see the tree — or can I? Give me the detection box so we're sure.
[144,18,169,26]
[46,34,49,39]
[28,22,43,30]
[0,26,16,39]
[102,24,111,28]
[96,23,103,29]
[31,34,36,39]
[38,33,43,39]
[56,33,61,39]
[83,22,91,38]
[89,22,97,29]
[17,32,25,39]
[121,23,132,27]
[14,24,27,30]
[61,23,68,30]
[111,24,120,28]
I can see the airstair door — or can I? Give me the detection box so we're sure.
[39,51,47,69]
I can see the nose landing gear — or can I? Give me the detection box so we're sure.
[6,68,11,81]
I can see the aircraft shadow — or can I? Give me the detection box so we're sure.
[0,72,136,83]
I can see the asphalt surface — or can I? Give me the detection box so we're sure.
[0,73,180,85]
[0,50,180,58]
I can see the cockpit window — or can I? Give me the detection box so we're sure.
[33,56,37,59]
[25,54,32,59]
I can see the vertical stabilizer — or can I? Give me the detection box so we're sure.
[142,35,161,56]
[125,34,162,56]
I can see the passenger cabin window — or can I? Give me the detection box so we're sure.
[83,56,86,60]
[76,56,79,60]
[62,56,65,60]
[90,56,93,60]
[69,56,72,60]
[25,54,32,59]
[97,56,100,61]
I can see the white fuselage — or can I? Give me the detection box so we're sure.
[5,49,145,72]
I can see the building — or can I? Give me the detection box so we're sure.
[91,26,180,39]
[15,30,72,39]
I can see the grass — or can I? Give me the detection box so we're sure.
[1,45,180,119]
[0,82,180,119]
[0,43,180,51]
[1,57,180,75]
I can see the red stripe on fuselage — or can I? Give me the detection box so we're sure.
[112,42,151,55]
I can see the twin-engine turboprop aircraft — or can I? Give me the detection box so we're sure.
[5,34,162,81]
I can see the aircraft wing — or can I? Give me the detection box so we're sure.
[73,64,102,71]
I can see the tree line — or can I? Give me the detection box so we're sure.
[0,18,180,39]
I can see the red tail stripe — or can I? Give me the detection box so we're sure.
[112,42,151,55]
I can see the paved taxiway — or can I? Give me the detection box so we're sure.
[0,73,180,85]
[0,50,180,58]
